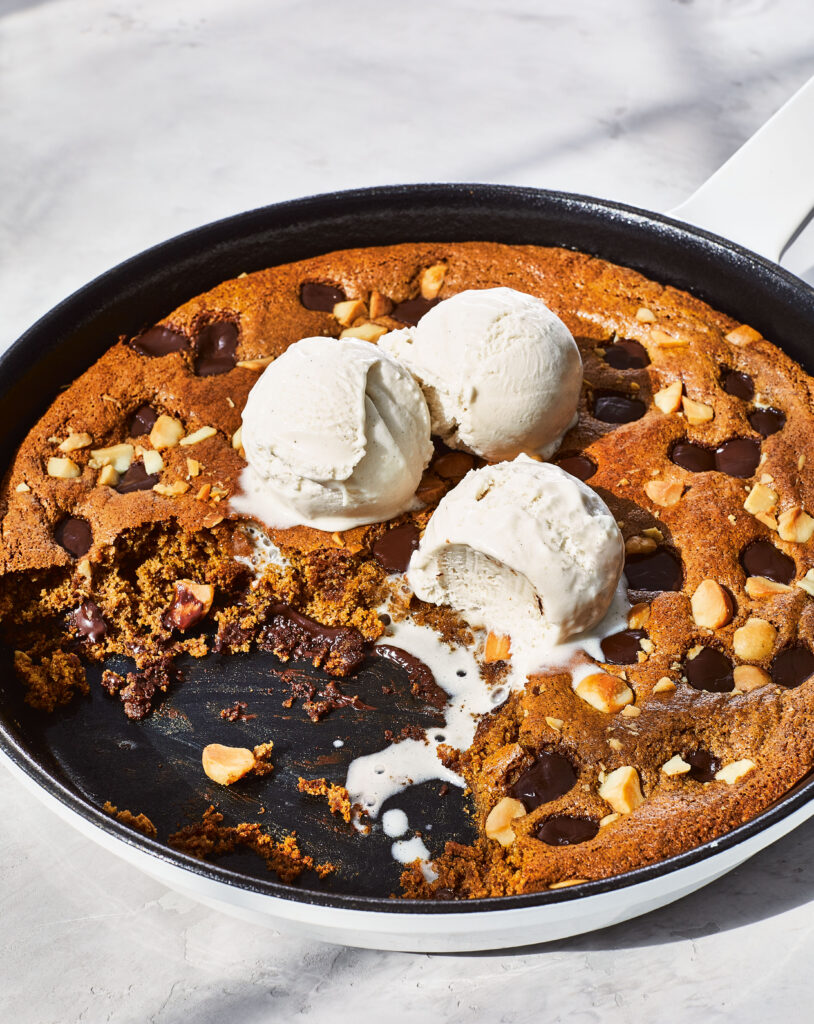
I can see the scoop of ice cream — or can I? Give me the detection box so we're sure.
[233,336,433,531]
[379,287,582,461]
[407,456,624,644]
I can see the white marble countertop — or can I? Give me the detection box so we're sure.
[2,1,814,1020]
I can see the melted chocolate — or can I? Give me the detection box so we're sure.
[194,321,238,376]
[624,547,683,591]
[535,815,599,846]
[593,390,646,424]
[509,752,577,811]
[671,440,715,473]
[684,748,721,782]
[391,296,440,326]
[603,339,650,369]
[129,404,158,436]
[130,325,188,357]
[554,452,596,481]
[372,644,447,710]
[721,368,754,400]
[741,540,795,584]
[748,407,786,437]
[684,646,734,692]
[54,517,92,558]
[300,281,346,311]
[74,599,106,643]
[116,462,160,494]
[372,524,420,573]
[260,604,366,677]
[715,438,761,477]
[770,646,814,688]
[601,629,647,665]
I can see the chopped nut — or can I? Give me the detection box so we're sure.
[644,479,683,507]
[196,483,212,501]
[210,484,229,501]
[484,632,511,663]
[662,754,691,776]
[625,535,658,555]
[368,290,393,319]
[725,324,762,346]
[142,450,164,475]
[232,426,243,450]
[15,482,30,493]
[97,464,120,487]
[598,766,644,814]
[733,664,771,692]
[652,677,676,694]
[549,879,587,889]
[201,743,256,786]
[46,456,81,479]
[777,507,814,544]
[340,323,388,342]
[165,579,215,630]
[620,705,641,718]
[76,558,91,581]
[681,396,714,425]
[236,356,274,370]
[754,511,778,532]
[635,307,656,323]
[149,414,185,450]
[745,575,792,597]
[484,796,526,846]
[653,380,683,414]
[795,568,814,597]
[419,263,446,300]
[690,579,734,629]
[599,812,620,827]
[628,603,651,628]
[180,425,217,446]
[575,672,634,714]
[153,480,191,497]
[799,454,806,471]
[715,759,756,784]
[643,527,664,542]
[744,483,778,516]
[186,458,201,477]
[88,443,134,472]
[608,737,622,751]
[545,716,564,732]
[733,617,776,660]
[650,328,688,348]
[333,298,368,327]
[640,638,654,654]
[58,431,93,453]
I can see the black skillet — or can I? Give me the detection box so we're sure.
[2,182,814,921]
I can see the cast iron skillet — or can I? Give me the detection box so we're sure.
[2,183,814,914]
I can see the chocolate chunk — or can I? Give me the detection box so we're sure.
[741,540,795,584]
[54,517,92,558]
[535,815,598,846]
[554,452,596,481]
[372,644,448,710]
[259,604,365,677]
[748,407,786,437]
[683,748,721,782]
[194,321,238,376]
[601,629,647,665]
[593,391,647,424]
[770,646,814,688]
[624,547,682,591]
[509,752,577,811]
[118,658,173,720]
[300,281,346,311]
[684,646,734,692]
[603,339,650,369]
[130,325,188,357]
[73,599,106,643]
[163,582,211,631]
[372,524,420,573]
[721,368,754,400]
[116,462,160,493]
[129,404,158,436]
[715,438,761,477]
[391,296,440,326]
[670,440,715,473]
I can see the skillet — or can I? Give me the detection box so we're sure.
[1,80,814,952]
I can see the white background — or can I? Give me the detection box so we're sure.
[2,1,814,1021]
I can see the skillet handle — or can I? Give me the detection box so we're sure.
[668,75,814,263]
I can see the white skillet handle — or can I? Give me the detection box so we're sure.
[668,75,814,263]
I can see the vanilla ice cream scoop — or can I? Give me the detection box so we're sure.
[407,456,624,644]
[232,336,433,531]
[379,287,582,461]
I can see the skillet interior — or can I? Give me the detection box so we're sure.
[2,183,814,913]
